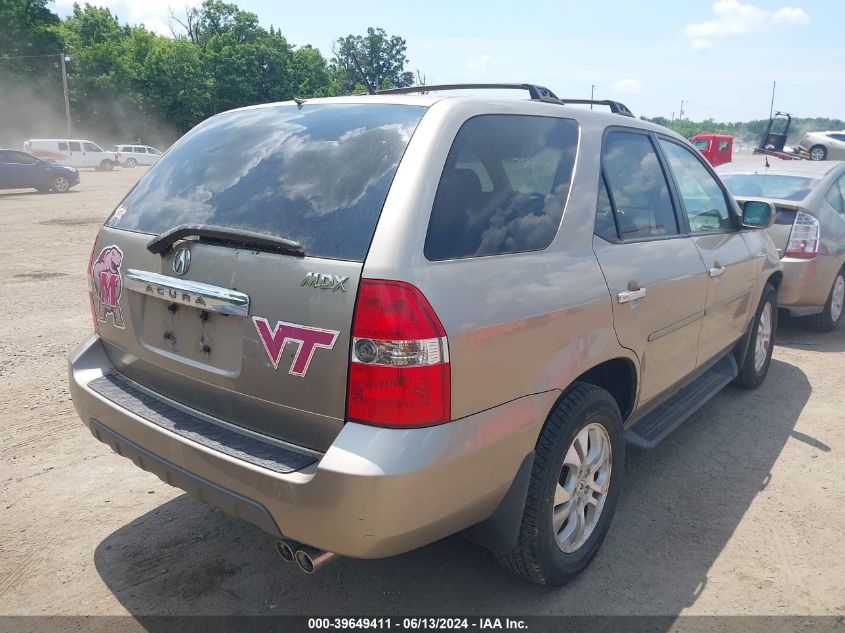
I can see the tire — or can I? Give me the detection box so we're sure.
[495,383,625,587]
[809,145,827,161]
[99,159,114,171]
[125,158,137,168]
[806,270,845,332]
[735,283,777,389]
[50,175,70,193]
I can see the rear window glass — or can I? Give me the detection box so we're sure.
[108,104,425,261]
[720,173,818,201]
[425,115,578,260]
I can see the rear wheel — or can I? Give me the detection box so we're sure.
[125,158,137,168]
[809,145,827,161]
[495,383,624,586]
[735,283,776,389]
[807,270,845,332]
[51,175,70,193]
[99,159,114,171]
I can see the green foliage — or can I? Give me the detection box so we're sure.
[0,0,63,100]
[1,0,418,144]
[330,27,415,93]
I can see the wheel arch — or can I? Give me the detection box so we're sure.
[563,357,638,423]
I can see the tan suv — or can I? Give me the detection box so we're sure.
[69,84,781,586]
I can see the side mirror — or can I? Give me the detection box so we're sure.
[737,198,776,229]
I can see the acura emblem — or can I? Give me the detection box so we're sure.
[172,247,191,276]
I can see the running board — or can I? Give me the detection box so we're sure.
[625,354,738,449]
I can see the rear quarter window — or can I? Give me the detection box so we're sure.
[109,104,425,262]
[425,114,578,260]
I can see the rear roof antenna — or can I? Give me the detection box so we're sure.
[294,97,306,108]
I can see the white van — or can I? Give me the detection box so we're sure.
[113,144,162,167]
[23,139,118,171]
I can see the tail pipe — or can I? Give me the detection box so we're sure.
[275,539,300,563]
[294,545,337,574]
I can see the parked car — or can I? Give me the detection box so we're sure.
[113,144,162,168]
[0,149,79,193]
[690,133,733,167]
[718,160,845,330]
[797,131,845,161]
[23,139,118,171]
[69,85,781,587]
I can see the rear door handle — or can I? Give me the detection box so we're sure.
[709,265,726,278]
[618,288,647,303]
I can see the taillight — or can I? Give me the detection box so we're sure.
[86,239,99,334]
[347,279,450,427]
[785,212,821,259]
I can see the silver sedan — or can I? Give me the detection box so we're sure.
[798,131,845,161]
[718,159,845,330]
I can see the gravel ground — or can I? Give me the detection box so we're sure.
[0,167,842,617]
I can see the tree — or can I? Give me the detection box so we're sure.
[330,27,414,94]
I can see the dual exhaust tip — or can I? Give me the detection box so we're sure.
[276,540,336,574]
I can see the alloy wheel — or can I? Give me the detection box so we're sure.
[810,146,826,161]
[754,302,773,373]
[553,422,612,553]
[53,176,69,192]
[831,275,845,324]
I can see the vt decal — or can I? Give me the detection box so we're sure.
[253,317,339,376]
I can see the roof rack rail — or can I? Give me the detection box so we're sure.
[377,83,560,101]
[375,83,635,117]
[555,99,635,118]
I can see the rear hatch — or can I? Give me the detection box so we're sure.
[720,172,818,258]
[92,102,426,451]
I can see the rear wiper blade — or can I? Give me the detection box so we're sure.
[146,224,306,257]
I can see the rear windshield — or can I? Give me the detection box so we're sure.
[108,104,425,261]
[720,173,818,201]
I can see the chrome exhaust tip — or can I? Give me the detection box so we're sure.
[275,539,300,563]
[294,545,337,574]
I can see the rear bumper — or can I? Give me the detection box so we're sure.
[69,334,554,558]
[779,256,840,315]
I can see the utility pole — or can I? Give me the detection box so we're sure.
[590,84,596,109]
[769,80,777,119]
[679,100,686,120]
[60,52,72,137]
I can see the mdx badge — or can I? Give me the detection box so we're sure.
[172,247,191,276]
[301,272,349,292]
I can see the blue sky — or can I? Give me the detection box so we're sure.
[55,0,845,121]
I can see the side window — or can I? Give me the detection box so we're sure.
[58,142,69,151]
[149,148,161,155]
[84,142,101,152]
[9,152,38,165]
[658,139,733,233]
[718,140,730,151]
[425,115,578,260]
[602,132,678,239]
[825,177,845,213]
[594,174,618,242]
[68,142,81,152]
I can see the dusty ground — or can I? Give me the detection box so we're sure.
[0,168,843,617]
